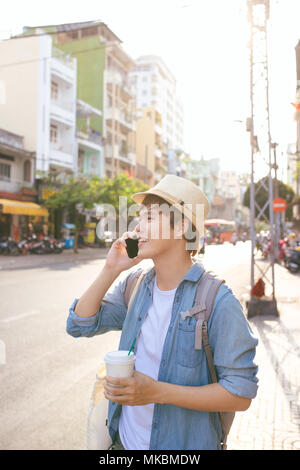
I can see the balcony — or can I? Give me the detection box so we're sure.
[106,69,135,99]
[76,129,102,151]
[105,144,136,165]
[155,124,162,136]
[51,47,76,85]
[49,142,75,169]
[50,100,75,127]
[155,147,162,158]
[105,108,135,132]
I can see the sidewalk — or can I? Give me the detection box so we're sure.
[0,246,109,271]
[228,263,300,450]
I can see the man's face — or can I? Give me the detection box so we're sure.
[134,204,180,259]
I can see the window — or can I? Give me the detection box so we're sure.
[23,160,31,182]
[0,162,11,180]
[50,124,58,143]
[51,81,58,100]
[107,131,112,144]
[81,27,98,38]
[67,31,78,40]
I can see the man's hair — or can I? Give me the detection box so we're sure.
[141,194,200,257]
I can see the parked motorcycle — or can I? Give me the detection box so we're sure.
[43,236,65,254]
[29,235,65,254]
[283,247,300,273]
[0,236,20,255]
[17,238,30,255]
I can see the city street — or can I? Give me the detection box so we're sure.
[0,241,299,450]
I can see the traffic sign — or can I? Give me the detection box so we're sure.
[273,198,287,213]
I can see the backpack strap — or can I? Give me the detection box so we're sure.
[124,269,147,311]
[180,270,230,449]
[180,271,224,350]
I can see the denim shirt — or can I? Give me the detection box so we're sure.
[66,261,258,450]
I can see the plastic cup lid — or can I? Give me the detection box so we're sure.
[104,350,136,364]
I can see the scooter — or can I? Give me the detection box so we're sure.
[42,236,65,254]
[283,248,300,273]
[26,234,44,254]
[29,235,64,254]
[0,236,20,255]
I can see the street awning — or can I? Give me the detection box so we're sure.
[0,199,49,216]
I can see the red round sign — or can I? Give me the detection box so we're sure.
[273,198,287,213]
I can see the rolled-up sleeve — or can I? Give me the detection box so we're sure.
[209,291,259,399]
[66,272,134,338]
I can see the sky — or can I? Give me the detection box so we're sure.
[1,0,300,178]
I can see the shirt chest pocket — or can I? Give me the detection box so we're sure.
[176,317,203,368]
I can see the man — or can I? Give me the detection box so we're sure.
[66,174,258,450]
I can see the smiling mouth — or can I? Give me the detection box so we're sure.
[138,238,149,245]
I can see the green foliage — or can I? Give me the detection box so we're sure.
[40,172,149,251]
[91,173,149,212]
[243,177,295,221]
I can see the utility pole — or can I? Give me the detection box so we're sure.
[247,0,278,318]
[271,142,280,261]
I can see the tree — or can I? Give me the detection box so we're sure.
[91,173,149,236]
[44,174,96,253]
[243,177,295,221]
[42,172,149,252]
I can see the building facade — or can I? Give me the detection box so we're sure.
[0,128,48,240]
[129,55,184,155]
[135,106,168,185]
[0,34,78,239]
[33,21,136,179]
[0,33,78,179]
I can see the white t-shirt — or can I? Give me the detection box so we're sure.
[118,275,177,450]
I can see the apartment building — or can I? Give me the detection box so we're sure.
[129,55,184,151]
[0,34,80,238]
[0,127,48,239]
[76,98,103,177]
[26,21,136,179]
[0,34,78,179]
[103,44,136,179]
[135,106,168,185]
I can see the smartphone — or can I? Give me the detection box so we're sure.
[125,237,139,258]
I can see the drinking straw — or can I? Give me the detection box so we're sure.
[128,337,136,356]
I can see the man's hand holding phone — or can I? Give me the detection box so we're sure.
[105,231,141,273]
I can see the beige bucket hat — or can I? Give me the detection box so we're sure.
[132,174,210,241]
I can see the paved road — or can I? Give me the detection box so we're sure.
[0,241,299,449]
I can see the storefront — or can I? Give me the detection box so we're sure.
[0,199,49,241]
[0,213,11,238]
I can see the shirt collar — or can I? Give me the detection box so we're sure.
[144,259,205,285]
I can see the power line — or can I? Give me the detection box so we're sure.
[0,42,109,70]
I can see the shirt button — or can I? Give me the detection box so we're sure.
[138,317,142,321]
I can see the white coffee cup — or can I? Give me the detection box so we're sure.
[104,350,136,378]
